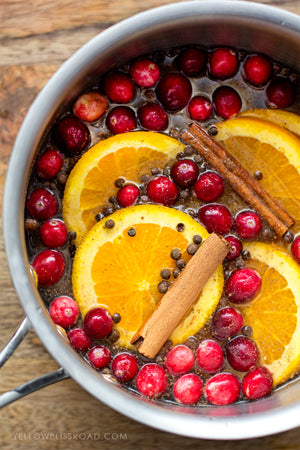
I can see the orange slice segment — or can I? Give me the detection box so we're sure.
[215,116,300,233]
[239,108,300,137]
[236,242,300,386]
[72,204,224,348]
[62,131,184,245]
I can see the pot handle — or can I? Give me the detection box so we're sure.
[0,316,69,408]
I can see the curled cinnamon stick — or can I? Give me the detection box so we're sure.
[131,233,229,359]
[190,122,295,228]
[182,129,289,238]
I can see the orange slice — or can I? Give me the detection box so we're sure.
[239,108,300,137]
[215,116,300,233]
[236,242,300,386]
[62,131,184,245]
[72,204,224,348]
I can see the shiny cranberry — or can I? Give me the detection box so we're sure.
[26,188,58,221]
[136,363,167,398]
[235,210,262,240]
[111,353,139,381]
[225,268,262,304]
[88,345,111,369]
[36,148,64,180]
[117,184,139,207]
[171,159,199,188]
[68,328,92,352]
[83,307,113,339]
[49,296,79,328]
[177,47,206,77]
[73,92,108,122]
[156,73,192,112]
[198,203,233,235]
[213,86,242,119]
[147,176,178,206]
[130,59,160,87]
[225,235,243,261]
[291,236,300,263]
[243,54,272,86]
[138,102,168,131]
[208,48,238,80]
[32,249,65,287]
[173,374,203,405]
[106,106,137,134]
[39,219,68,248]
[266,77,295,109]
[242,366,273,400]
[196,340,224,374]
[194,172,224,202]
[211,306,244,340]
[165,345,195,375]
[205,373,240,405]
[103,71,135,103]
[56,116,90,155]
[226,336,259,372]
[188,95,213,122]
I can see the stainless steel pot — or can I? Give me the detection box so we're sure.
[2,0,300,440]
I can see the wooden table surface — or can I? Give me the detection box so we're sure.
[1,1,300,448]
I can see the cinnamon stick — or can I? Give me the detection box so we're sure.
[182,129,289,238]
[131,233,229,359]
[190,122,295,228]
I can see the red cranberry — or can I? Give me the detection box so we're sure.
[188,96,213,122]
[171,159,199,188]
[194,172,224,202]
[266,77,295,109]
[198,203,233,235]
[111,353,139,381]
[225,268,262,304]
[73,92,108,122]
[213,86,242,119]
[103,71,135,103]
[243,54,272,86]
[68,328,92,352]
[39,219,68,248]
[208,48,238,80]
[136,363,167,398]
[177,47,206,77]
[205,373,240,405]
[83,307,113,339]
[225,235,243,261]
[130,59,160,87]
[36,148,64,180]
[138,102,168,131]
[26,188,58,221]
[56,116,90,155]
[106,106,137,134]
[211,306,244,340]
[49,296,79,328]
[32,249,65,287]
[164,345,195,375]
[196,339,224,374]
[226,336,259,372]
[291,236,300,263]
[156,73,192,112]
[235,211,262,240]
[242,366,273,400]
[88,345,111,369]
[147,176,178,206]
[173,374,203,405]
[117,184,139,207]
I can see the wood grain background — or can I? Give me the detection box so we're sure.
[1,1,300,449]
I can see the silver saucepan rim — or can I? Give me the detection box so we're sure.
[3,1,300,440]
